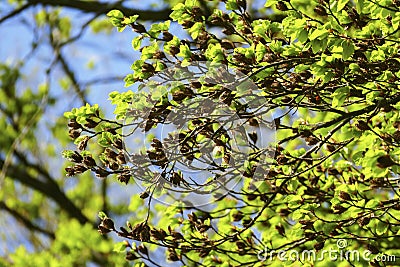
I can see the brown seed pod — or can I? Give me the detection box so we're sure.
[314,241,325,251]
[377,155,396,168]
[314,5,328,16]
[276,1,288,11]
[162,31,173,42]
[101,218,115,230]
[125,252,138,261]
[339,191,352,201]
[83,156,96,167]
[355,120,370,131]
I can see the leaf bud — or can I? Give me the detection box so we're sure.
[70,151,83,163]
[98,225,111,235]
[169,45,180,56]
[367,244,379,254]
[137,244,148,255]
[276,1,288,11]
[314,5,328,16]
[101,218,115,230]
[358,217,371,226]
[83,156,96,167]
[314,241,325,251]
[377,155,396,168]
[68,128,81,139]
[84,118,99,128]
[339,191,352,201]
[77,136,89,151]
[68,119,81,129]
[125,252,138,261]
[131,23,146,33]
[140,191,149,199]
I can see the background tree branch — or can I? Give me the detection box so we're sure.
[26,0,171,20]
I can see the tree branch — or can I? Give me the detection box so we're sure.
[27,0,171,21]
[0,158,91,226]
[57,51,88,105]
[0,201,55,239]
[0,2,33,24]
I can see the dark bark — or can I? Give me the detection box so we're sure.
[0,158,91,226]
[0,201,55,239]
[27,0,171,21]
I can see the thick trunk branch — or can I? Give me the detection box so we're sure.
[0,158,91,226]
[0,201,55,239]
[27,0,171,21]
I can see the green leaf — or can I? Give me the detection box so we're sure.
[265,0,278,7]
[123,15,139,24]
[170,3,186,22]
[117,26,127,32]
[376,220,389,235]
[337,0,349,11]
[365,199,379,209]
[291,209,304,220]
[132,36,143,50]
[311,39,322,53]
[107,10,124,18]
[226,0,239,10]
[309,28,328,41]
[205,43,224,62]
[269,40,283,53]
[61,150,74,159]
[177,44,191,58]
[64,111,75,119]
[113,242,127,253]
[331,86,350,107]
[98,211,107,220]
[369,49,385,61]
[349,63,360,71]
[322,223,336,235]
[355,0,364,14]
[297,29,308,43]
[342,41,355,60]
[189,22,203,39]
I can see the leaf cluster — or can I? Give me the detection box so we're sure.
[64,0,400,266]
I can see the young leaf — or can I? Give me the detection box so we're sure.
[342,41,355,60]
